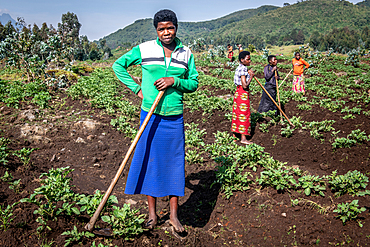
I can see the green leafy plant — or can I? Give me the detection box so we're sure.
[281,125,294,138]
[32,91,52,109]
[303,120,335,140]
[212,156,252,198]
[0,137,10,166]
[61,225,95,246]
[185,149,204,165]
[1,171,13,182]
[77,190,118,217]
[297,175,326,196]
[185,122,206,148]
[8,178,22,194]
[327,170,368,197]
[91,242,112,247]
[333,200,366,226]
[13,147,35,167]
[110,115,138,140]
[332,129,369,149]
[259,123,270,133]
[0,202,19,231]
[101,204,145,240]
[257,167,297,191]
[20,166,80,232]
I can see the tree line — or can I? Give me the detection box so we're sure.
[0,12,112,62]
[309,26,370,53]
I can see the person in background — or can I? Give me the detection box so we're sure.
[227,44,234,62]
[292,51,309,93]
[231,51,255,145]
[238,44,243,53]
[257,55,280,115]
[112,9,198,233]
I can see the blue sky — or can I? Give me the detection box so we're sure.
[0,0,365,41]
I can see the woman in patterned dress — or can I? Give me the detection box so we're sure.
[231,51,255,145]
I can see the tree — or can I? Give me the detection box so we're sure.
[40,23,49,41]
[4,21,16,37]
[32,24,41,41]
[295,30,305,44]
[0,22,4,41]
[58,12,81,47]
[283,3,290,7]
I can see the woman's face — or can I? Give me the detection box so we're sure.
[270,57,278,66]
[156,21,176,45]
[241,55,251,66]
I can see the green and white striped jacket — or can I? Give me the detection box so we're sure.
[112,37,199,116]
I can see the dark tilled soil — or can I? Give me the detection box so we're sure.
[1,70,370,246]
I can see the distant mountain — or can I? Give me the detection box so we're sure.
[102,5,279,49]
[0,13,17,27]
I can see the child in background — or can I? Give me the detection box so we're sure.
[292,52,309,93]
[231,51,255,145]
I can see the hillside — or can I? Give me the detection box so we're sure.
[102,5,278,49]
[103,0,370,50]
[207,0,370,47]
[357,0,370,8]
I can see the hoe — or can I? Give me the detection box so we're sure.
[84,90,165,235]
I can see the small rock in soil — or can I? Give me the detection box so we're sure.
[93,163,101,168]
[18,109,39,121]
[125,199,137,205]
[281,213,287,217]
[73,120,101,132]
[76,137,86,143]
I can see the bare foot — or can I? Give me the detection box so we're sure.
[241,140,253,145]
[169,217,184,233]
[144,215,157,230]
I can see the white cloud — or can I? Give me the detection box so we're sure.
[0,9,10,14]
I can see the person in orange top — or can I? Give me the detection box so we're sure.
[292,52,309,93]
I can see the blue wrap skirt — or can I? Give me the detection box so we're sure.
[124,110,185,197]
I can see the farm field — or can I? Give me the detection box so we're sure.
[1,48,370,246]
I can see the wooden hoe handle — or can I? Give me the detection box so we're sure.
[253,76,293,126]
[275,70,282,119]
[278,69,292,89]
[85,90,165,231]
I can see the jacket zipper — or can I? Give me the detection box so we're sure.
[162,43,176,115]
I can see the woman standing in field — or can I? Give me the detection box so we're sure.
[292,52,309,93]
[227,44,234,62]
[257,55,280,115]
[112,9,199,233]
[231,51,255,145]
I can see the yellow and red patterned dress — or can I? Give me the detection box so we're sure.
[231,64,251,135]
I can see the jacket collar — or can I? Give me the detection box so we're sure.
[156,37,183,50]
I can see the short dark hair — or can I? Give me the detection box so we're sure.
[239,51,250,62]
[267,55,276,63]
[295,52,300,56]
[153,9,178,28]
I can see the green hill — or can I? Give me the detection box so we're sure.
[356,0,370,8]
[102,5,279,49]
[207,0,370,48]
[103,0,370,50]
